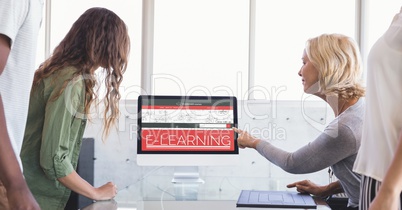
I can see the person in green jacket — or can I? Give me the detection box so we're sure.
[20,7,130,210]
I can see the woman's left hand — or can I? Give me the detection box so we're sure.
[233,127,260,149]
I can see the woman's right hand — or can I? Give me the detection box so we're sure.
[93,182,117,201]
[286,180,330,197]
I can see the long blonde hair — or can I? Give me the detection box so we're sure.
[33,7,130,139]
[305,33,365,100]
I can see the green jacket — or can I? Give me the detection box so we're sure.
[21,66,87,210]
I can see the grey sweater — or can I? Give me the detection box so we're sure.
[256,98,364,207]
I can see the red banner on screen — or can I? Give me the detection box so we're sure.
[141,129,235,151]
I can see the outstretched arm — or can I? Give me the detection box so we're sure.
[233,125,357,174]
[368,131,402,210]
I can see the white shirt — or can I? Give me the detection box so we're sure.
[353,9,402,181]
[0,0,44,170]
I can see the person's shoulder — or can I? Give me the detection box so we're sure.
[49,66,79,80]
[351,97,365,112]
[59,66,85,89]
[342,98,365,118]
[0,0,31,35]
[43,66,83,92]
[326,99,365,132]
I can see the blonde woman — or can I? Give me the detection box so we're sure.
[234,34,365,209]
[20,7,130,210]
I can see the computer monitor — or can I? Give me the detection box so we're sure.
[136,95,239,183]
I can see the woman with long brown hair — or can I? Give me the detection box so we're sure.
[20,7,130,209]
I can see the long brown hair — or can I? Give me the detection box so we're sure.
[33,7,130,139]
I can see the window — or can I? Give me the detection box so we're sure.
[35,2,47,70]
[152,0,249,98]
[364,0,401,59]
[253,0,356,100]
[44,0,400,101]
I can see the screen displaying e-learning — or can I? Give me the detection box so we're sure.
[137,95,238,154]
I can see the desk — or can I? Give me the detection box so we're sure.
[82,198,330,210]
[81,174,331,210]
